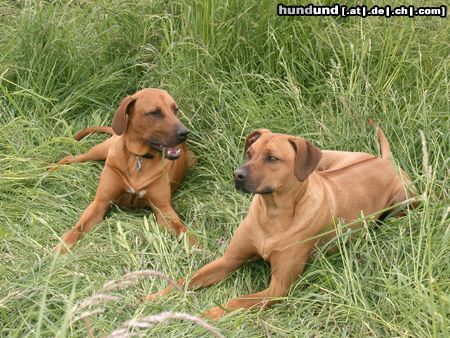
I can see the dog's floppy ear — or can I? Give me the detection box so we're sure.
[112,95,136,135]
[244,128,271,152]
[289,137,322,181]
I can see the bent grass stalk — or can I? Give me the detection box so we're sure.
[70,270,221,337]
[108,311,225,338]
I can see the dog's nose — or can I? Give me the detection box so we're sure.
[234,168,247,182]
[176,128,190,141]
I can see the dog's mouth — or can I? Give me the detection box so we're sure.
[235,181,273,195]
[150,143,181,160]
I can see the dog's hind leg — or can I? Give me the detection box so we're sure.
[49,137,114,170]
[384,169,420,219]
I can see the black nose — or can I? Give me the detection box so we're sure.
[234,168,247,182]
[177,127,189,141]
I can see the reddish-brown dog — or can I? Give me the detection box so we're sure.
[52,88,197,253]
[146,122,417,319]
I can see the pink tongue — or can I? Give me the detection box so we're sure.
[166,147,179,157]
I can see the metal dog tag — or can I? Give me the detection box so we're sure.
[135,156,143,172]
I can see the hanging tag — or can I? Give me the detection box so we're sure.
[135,156,142,172]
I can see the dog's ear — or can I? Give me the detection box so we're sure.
[289,137,322,181]
[112,96,136,135]
[244,129,271,152]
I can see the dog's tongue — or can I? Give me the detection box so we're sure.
[165,146,181,158]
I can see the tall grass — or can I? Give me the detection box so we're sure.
[0,0,448,337]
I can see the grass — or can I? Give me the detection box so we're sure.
[0,0,448,336]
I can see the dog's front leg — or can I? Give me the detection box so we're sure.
[54,166,123,254]
[145,221,258,301]
[54,200,110,254]
[144,256,244,301]
[145,183,197,245]
[202,246,311,320]
[149,202,198,246]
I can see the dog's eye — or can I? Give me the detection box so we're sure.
[174,107,180,115]
[267,155,279,162]
[147,110,162,117]
[245,151,252,160]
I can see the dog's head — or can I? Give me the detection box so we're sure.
[234,129,322,194]
[112,88,189,160]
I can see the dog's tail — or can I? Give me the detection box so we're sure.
[74,126,114,141]
[368,119,392,160]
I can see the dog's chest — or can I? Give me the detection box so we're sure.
[118,164,163,195]
[125,186,147,198]
[254,224,290,260]
[258,237,276,260]
[254,217,311,260]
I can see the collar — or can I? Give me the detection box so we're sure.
[137,153,155,159]
[122,139,155,159]
[122,140,155,172]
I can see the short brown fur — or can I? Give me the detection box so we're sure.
[146,123,417,319]
[52,88,197,253]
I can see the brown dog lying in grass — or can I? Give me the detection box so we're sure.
[51,88,197,253]
[146,121,417,319]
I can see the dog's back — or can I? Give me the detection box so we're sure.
[318,121,417,223]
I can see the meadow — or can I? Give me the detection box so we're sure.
[0,0,448,337]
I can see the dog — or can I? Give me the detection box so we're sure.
[52,88,198,253]
[145,121,417,319]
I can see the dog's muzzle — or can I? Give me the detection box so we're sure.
[148,126,189,161]
[234,167,250,193]
[234,167,273,195]
[176,127,189,142]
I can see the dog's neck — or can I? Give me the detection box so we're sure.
[255,174,323,233]
[121,133,155,159]
[259,178,309,210]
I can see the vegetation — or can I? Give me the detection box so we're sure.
[0,0,448,336]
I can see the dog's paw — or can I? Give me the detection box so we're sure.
[201,306,226,320]
[53,242,71,255]
[143,278,184,303]
[143,292,162,302]
[47,164,59,172]
[188,234,199,247]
